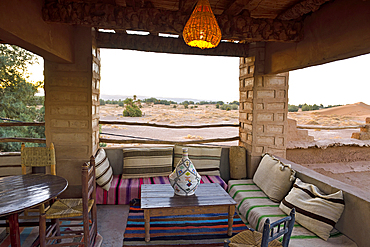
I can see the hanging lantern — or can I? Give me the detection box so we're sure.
[182,0,222,49]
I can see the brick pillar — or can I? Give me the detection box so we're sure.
[239,43,289,178]
[44,27,100,197]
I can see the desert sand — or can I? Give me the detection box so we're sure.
[100,102,370,192]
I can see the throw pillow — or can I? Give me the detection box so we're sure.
[253,153,295,202]
[279,178,345,241]
[174,145,222,176]
[122,147,173,179]
[95,148,113,191]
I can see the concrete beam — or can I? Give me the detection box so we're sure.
[97,32,250,57]
[265,0,370,74]
[0,0,74,63]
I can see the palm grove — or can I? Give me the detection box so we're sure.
[0,44,45,152]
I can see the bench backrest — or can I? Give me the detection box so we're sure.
[104,146,231,182]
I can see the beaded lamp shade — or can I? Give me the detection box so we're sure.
[182,0,221,49]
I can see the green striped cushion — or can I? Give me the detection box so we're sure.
[95,149,113,191]
[122,147,173,179]
[280,178,345,241]
[228,179,357,247]
[174,145,221,176]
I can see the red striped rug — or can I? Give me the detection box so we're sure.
[123,206,248,247]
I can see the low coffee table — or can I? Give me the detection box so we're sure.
[141,183,236,242]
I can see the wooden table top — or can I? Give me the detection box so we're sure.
[141,183,236,209]
[0,174,68,217]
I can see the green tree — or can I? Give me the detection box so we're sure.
[123,97,142,117]
[0,44,45,152]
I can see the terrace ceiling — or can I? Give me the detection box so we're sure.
[42,0,331,56]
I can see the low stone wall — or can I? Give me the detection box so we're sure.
[286,145,370,164]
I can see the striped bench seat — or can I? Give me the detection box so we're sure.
[228,179,358,247]
[97,175,227,205]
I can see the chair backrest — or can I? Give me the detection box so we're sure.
[81,156,97,245]
[82,156,97,203]
[21,143,56,175]
[261,208,296,247]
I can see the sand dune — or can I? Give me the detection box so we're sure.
[313,102,370,117]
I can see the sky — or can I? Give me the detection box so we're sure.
[28,49,370,106]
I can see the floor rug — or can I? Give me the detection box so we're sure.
[0,221,102,247]
[123,206,249,246]
[0,226,40,247]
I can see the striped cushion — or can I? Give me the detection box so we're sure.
[253,153,295,202]
[95,149,113,191]
[228,179,357,247]
[122,147,173,179]
[174,145,222,176]
[279,178,345,241]
[96,175,227,205]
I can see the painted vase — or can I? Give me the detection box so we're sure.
[169,148,201,196]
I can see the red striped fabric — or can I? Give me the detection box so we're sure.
[96,175,227,205]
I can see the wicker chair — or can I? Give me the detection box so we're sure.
[224,208,296,247]
[39,156,98,247]
[20,143,57,219]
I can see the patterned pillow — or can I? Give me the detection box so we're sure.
[279,178,345,240]
[122,147,173,179]
[95,148,113,191]
[253,153,295,202]
[174,145,222,176]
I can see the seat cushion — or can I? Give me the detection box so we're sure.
[174,145,222,176]
[122,147,173,179]
[280,178,345,241]
[45,198,94,219]
[229,230,282,247]
[97,175,227,205]
[228,179,358,247]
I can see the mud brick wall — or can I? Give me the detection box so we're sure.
[352,117,370,140]
[239,43,289,177]
[44,27,100,197]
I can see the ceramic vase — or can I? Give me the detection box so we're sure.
[169,148,201,196]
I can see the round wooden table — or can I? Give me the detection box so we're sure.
[0,174,68,247]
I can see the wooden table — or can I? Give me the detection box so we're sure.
[0,174,68,247]
[141,183,236,242]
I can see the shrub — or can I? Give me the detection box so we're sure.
[122,97,142,117]
[184,103,188,109]
[288,104,299,112]
[123,105,142,117]
[220,104,238,111]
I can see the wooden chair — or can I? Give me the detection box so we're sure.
[224,208,296,247]
[39,156,98,247]
[20,143,56,219]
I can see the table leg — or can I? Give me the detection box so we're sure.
[144,209,150,242]
[8,213,21,247]
[227,205,235,236]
